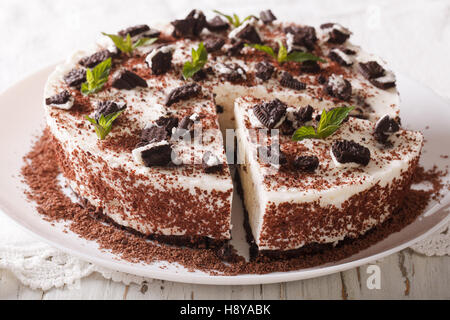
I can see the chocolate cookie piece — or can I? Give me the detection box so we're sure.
[374,115,400,144]
[358,61,385,80]
[63,69,86,87]
[216,63,246,82]
[141,143,173,167]
[328,48,353,67]
[216,105,224,114]
[118,24,151,38]
[140,125,170,145]
[112,69,147,90]
[156,116,179,135]
[332,140,371,166]
[79,50,111,68]
[285,25,317,51]
[320,23,352,44]
[255,61,275,81]
[280,105,314,135]
[202,151,223,173]
[301,60,321,73]
[227,40,245,56]
[370,71,396,89]
[94,101,127,122]
[236,23,262,44]
[253,99,287,129]
[260,10,277,24]
[165,83,201,106]
[325,74,352,101]
[204,36,225,52]
[45,90,71,106]
[206,16,229,32]
[257,145,288,166]
[293,155,319,172]
[171,9,206,38]
[279,72,306,90]
[146,46,173,75]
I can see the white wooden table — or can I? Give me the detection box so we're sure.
[1,250,449,299]
[1,0,449,300]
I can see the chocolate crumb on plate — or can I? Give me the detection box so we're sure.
[79,50,111,68]
[112,69,148,90]
[260,10,277,24]
[253,98,287,129]
[206,16,229,32]
[165,83,201,106]
[45,90,71,106]
[332,140,371,166]
[293,155,319,172]
[202,151,223,173]
[279,71,306,90]
[63,68,86,87]
[255,61,275,81]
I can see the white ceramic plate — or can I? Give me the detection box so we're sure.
[0,65,449,285]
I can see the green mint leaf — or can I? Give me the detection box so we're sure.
[244,44,276,59]
[182,42,208,80]
[277,40,288,63]
[233,14,241,27]
[286,51,326,63]
[85,109,124,140]
[81,58,112,96]
[213,10,234,25]
[133,37,158,49]
[292,126,318,141]
[292,106,354,141]
[213,10,255,27]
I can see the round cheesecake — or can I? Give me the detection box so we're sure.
[43,9,421,253]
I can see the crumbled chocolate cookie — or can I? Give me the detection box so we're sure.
[79,50,111,68]
[325,74,352,101]
[216,105,224,114]
[328,48,353,67]
[140,125,170,145]
[192,69,208,82]
[202,151,223,173]
[255,61,275,81]
[146,46,173,75]
[112,69,147,90]
[374,115,400,144]
[206,16,229,32]
[358,61,385,80]
[216,63,246,82]
[227,40,245,56]
[165,83,201,106]
[320,23,352,44]
[118,24,158,38]
[141,143,173,167]
[285,25,317,51]
[279,72,306,90]
[260,10,277,24]
[236,24,262,44]
[63,69,86,87]
[332,140,371,166]
[94,101,127,122]
[370,72,396,89]
[301,60,321,73]
[293,155,319,172]
[45,90,71,106]
[156,116,179,135]
[204,36,225,52]
[171,9,206,38]
[253,99,287,129]
[280,105,314,135]
[257,145,287,166]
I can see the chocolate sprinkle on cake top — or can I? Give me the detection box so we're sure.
[253,99,287,129]
[165,83,201,106]
[112,69,148,90]
[332,140,371,166]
